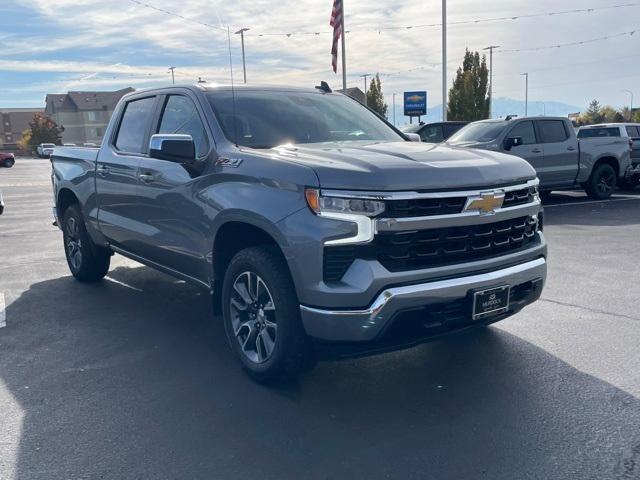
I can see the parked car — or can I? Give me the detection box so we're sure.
[37,143,56,158]
[446,116,632,199]
[577,123,640,188]
[0,152,15,168]
[402,121,468,143]
[51,84,547,383]
[63,143,77,147]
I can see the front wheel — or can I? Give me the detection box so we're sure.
[586,163,617,200]
[62,204,111,282]
[3,158,15,168]
[222,246,315,384]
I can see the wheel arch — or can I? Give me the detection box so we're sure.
[56,188,80,222]
[593,156,620,178]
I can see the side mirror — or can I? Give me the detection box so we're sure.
[405,133,422,142]
[149,134,196,163]
[504,136,523,151]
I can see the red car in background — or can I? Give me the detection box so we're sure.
[0,152,15,168]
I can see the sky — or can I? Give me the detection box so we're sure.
[0,0,639,122]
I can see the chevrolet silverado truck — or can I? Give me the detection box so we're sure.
[446,117,632,199]
[51,84,547,383]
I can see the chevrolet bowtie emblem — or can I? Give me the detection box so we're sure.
[464,191,505,215]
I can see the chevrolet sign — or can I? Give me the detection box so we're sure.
[403,91,427,117]
[464,191,505,215]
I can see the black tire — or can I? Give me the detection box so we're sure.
[62,204,111,282]
[3,158,15,168]
[618,177,639,191]
[586,163,617,200]
[539,190,553,202]
[222,245,315,384]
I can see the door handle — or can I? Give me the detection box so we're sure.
[96,165,109,177]
[531,149,542,154]
[567,146,576,151]
[138,173,155,183]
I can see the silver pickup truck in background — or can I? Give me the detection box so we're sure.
[446,117,632,199]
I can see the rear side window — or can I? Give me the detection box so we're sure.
[507,121,536,145]
[443,124,465,138]
[626,126,640,137]
[158,95,210,158]
[420,125,444,143]
[538,120,569,143]
[577,127,621,138]
[114,97,156,154]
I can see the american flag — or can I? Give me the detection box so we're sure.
[330,0,343,73]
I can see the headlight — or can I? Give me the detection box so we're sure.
[305,189,385,217]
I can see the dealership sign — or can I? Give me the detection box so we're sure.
[404,91,427,117]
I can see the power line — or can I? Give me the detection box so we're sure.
[126,0,227,32]
[499,28,637,53]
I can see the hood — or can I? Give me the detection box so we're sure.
[270,141,536,191]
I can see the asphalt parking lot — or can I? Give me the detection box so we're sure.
[1,158,640,480]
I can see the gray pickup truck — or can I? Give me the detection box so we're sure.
[51,84,547,383]
[446,117,632,199]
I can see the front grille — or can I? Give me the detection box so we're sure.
[323,216,538,281]
[384,185,536,219]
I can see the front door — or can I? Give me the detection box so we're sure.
[504,120,547,184]
[133,93,214,284]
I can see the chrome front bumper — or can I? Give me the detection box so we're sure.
[300,257,546,342]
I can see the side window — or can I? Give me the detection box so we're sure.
[626,126,639,137]
[158,95,210,158]
[507,121,536,145]
[420,125,444,143]
[114,97,156,154]
[538,120,569,143]
[443,124,463,138]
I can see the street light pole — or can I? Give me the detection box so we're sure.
[235,28,250,84]
[168,66,176,85]
[623,89,634,119]
[360,73,372,107]
[442,0,447,121]
[521,72,529,116]
[483,45,500,119]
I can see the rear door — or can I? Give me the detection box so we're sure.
[96,95,158,251]
[535,119,579,186]
[504,120,548,183]
[133,92,214,283]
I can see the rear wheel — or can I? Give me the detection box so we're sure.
[3,158,15,168]
[222,246,314,384]
[586,163,616,200]
[62,204,111,282]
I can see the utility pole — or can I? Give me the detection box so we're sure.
[483,45,500,119]
[442,0,447,121]
[521,72,529,116]
[235,28,249,84]
[393,93,396,126]
[360,73,372,106]
[623,89,634,119]
[168,66,176,85]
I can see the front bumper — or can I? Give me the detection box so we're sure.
[300,256,546,343]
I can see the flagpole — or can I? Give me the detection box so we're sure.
[341,0,347,91]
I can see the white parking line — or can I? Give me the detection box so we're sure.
[0,293,5,328]
[544,196,640,208]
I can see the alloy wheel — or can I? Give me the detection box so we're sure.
[65,217,83,271]
[229,271,278,364]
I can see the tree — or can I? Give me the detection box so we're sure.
[20,113,63,152]
[366,74,388,119]
[447,49,489,121]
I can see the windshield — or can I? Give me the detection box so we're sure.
[448,122,507,143]
[42,143,55,148]
[207,90,403,149]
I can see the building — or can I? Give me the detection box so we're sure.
[0,108,44,151]
[338,87,365,104]
[45,88,134,145]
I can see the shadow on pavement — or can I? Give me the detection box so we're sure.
[1,265,640,479]
[543,190,640,227]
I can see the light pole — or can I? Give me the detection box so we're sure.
[623,89,634,119]
[521,72,529,116]
[235,28,249,84]
[360,73,372,106]
[442,0,447,121]
[483,45,500,119]
[168,66,176,85]
[393,93,397,126]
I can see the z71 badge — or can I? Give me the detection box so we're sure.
[215,157,243,168]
